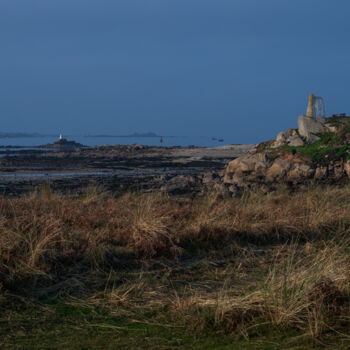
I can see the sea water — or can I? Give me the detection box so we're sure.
[0,136,232,148]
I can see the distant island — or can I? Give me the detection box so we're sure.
[39,135,86,150]
[85,132,160,138]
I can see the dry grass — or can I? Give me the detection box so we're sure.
[211,241,350,335]
[0,185,350,344]
[1,185,350,283]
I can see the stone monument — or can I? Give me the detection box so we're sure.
[305,93,326,119]
[305,93,314,118]
[298,93,329,143]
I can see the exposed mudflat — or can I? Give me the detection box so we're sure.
[0,144,255,195]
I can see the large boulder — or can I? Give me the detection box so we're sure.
[298,116,330,143]
[224,152,271,187]
[271,128,304,148]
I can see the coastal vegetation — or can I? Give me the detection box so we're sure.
[0,186,349,348]
[256,116,350,164]
[282,117,350,164]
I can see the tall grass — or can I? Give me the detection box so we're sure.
[0,185,350,343]
[1,186,350,286]
[211,241,350,335]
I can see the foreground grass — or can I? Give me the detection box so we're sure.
[0,186,350,348]
[3,298,344,350]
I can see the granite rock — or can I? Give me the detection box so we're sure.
[298,115,330,143]
[224,149,348,194]
[272,128,304,148]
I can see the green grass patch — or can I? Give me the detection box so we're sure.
[1,298,346,350]
[325,116,350,129]
[281,132,350,164]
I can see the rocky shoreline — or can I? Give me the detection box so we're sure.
[0,144,255,196]
[224,149,350,195]
[224,114,350,195]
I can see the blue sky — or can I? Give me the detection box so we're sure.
[1,0,350,143]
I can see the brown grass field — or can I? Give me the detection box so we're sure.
[0,184,350,349]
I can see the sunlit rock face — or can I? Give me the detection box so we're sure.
[271,128,304,148]
[298,116,329,143]
[224,148,350,194]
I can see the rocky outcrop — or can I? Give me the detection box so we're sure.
[271,129,304,148]
[224,150,350,194]
[222,97,350,194]
[270,116,330,149]
[298,116,330,143]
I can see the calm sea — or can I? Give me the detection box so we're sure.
[0,136,232,148]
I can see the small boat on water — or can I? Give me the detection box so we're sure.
[212,137,224,142]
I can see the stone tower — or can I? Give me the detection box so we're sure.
[298,93,328,142]
[306,93,314,118]
[305,93,326,119]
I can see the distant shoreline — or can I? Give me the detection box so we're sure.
[0,134,240,148]
[0,132,223,139]
[0,132,170,138]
